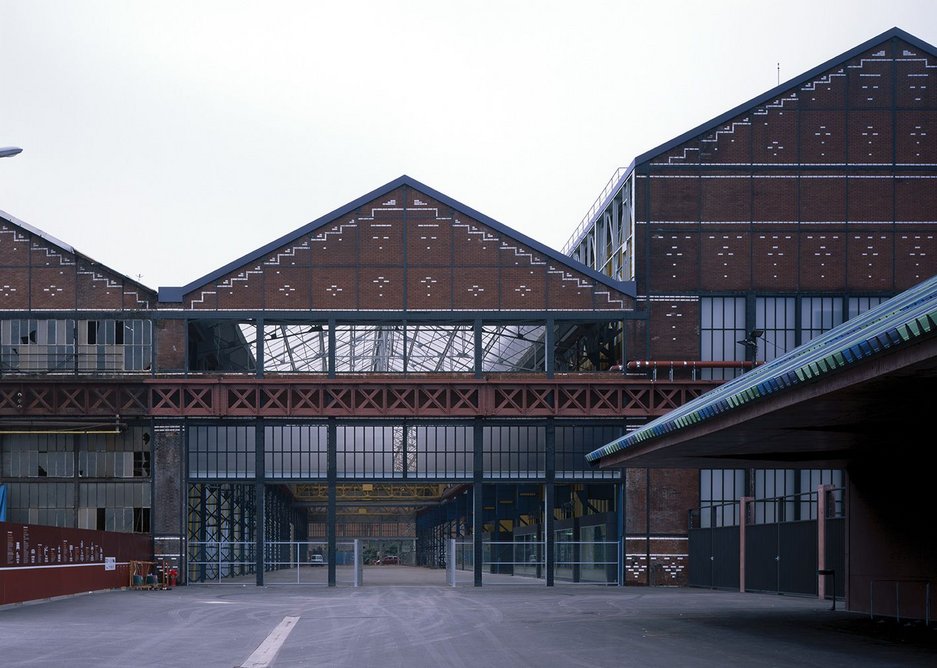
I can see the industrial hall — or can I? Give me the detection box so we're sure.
[1,26,935,613]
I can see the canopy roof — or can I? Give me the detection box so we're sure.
[587,274,937,468]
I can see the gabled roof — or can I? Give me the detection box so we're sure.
[586,273,937,464]
[0,208,157,302]
[566,26,937,253]
[0,208,74,255]
[633,27,935,169]
[159,175,635,303]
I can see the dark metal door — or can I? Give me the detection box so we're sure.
[688,527,713,587]
[778,521,817,595]
[689,525,739,589]
[746,523,779,593]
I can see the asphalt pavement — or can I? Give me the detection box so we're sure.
[1,567,935,667]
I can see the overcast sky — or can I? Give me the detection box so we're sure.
[2,1,935,290]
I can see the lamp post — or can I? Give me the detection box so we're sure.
[0,147,23,158]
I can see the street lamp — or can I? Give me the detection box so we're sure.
[0,147,23,158]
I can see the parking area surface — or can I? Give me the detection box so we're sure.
[1,571,935,667]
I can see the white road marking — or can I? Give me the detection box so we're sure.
[240,616,300,668]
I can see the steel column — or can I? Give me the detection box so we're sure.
[617,479,625,587]
[473,319,483,379]
[545,481,555,587]
[545,318,555,378]
[256,318,264,378]
[327,418,337,586]
[328,318,336,379]
[254,419,265,586]
[473,419,483,587]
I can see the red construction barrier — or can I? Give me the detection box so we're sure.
[0,521,152,605]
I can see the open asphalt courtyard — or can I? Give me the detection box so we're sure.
[1,567,935,667]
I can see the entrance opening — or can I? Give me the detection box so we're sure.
[185,481,621,586]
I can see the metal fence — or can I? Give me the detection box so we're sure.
[447,538,619,586]
[188,539,361,585]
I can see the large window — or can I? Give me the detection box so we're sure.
[700,297,746,380]
[188,425,256,479]
[0,319,152,373]
[555,425,624,480]
[754,297,796,362]
[264,424,327,479]
[0,427,152,532]
[482,425,546,479]
[847,296,889,319]
[699,469,745,527]
[800,297,844,344]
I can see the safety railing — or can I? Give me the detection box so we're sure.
[562,167,629,255]
[746,488,845,526]
[690,487,845,529]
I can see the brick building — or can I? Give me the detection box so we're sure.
[564,26,937,588]
[1,27,934,595]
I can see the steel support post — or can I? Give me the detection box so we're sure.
[328,318,337,379]
[255,419,265,586]
[545,318,555,378]
[473,419,483,587]
[817,485,829,601]
[739,496,752,593]
[473,319,483,379]
[545,419,555,586]
[327,419,337,586]
[545,481,555,587]
[256,318,265,378]
[617,479,626,587]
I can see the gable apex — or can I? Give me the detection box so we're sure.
[634,26,936,169]
[159,175,635,303]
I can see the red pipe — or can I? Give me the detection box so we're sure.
[623,360,761,370]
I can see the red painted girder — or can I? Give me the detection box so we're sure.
[0,376,721,418]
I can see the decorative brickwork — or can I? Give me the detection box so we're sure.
[624,537,689,586]
[0,217,155,311]
[637,36,937,309]
[182,185,632,312]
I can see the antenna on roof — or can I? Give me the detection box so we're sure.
[777,62,780,86]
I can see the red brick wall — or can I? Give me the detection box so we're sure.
[647,299,699,360]
[155,319,186,372]
[0,220,155,311]
[632,36,937,363]
[183,187,632,312]
[622,467,696,586]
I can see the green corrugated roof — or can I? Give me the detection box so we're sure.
[586,275,937,464]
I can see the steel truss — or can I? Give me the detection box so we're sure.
[0,377,717,418]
